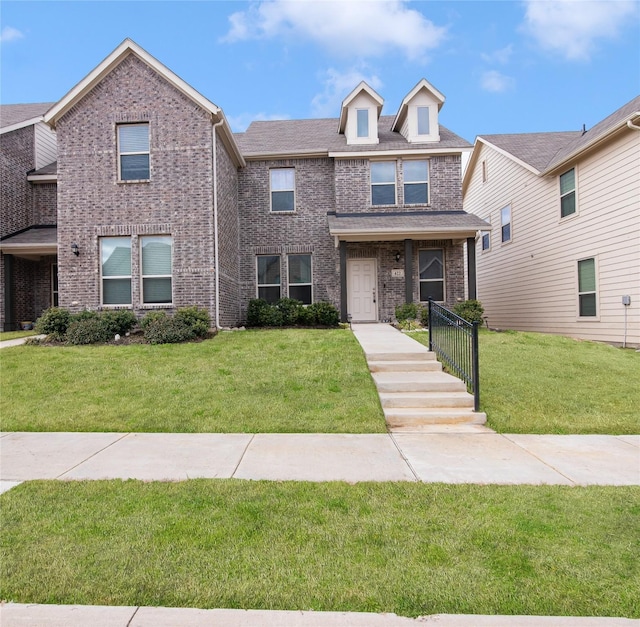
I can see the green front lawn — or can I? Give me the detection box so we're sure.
[409,330,640,434]
[0,330,37,341]
[1,480,638,617]
[0,329,385,433]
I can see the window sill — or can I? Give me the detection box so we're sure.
[559,212,579,223]
[117,179,150,185]
[270,211,296,215]
[100,305,133,310]
[140,303,173,309]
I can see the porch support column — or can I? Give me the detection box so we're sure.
[339,241,348,322]
[3,254,15,331]
[404,239,413,303]
[466,237,477,300]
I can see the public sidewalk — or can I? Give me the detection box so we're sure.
[1,431,638,492]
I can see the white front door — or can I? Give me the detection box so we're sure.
[348,258,377,322]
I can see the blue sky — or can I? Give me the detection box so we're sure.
[1,0,638,142]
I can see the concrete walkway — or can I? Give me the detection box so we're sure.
[1,431,638,490]
[0,333,44,348]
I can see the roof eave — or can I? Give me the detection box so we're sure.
[242,150,330,161]
[0,116,44,135]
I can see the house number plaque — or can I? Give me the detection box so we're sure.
[391,269,404,278]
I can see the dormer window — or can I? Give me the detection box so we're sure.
[357,109,369,138]
[417,107,430,135]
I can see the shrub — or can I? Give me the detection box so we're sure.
[66,318,111,345]
[100,309,138,336]
[247,299,273,327]
[143,316,194,344]
[275,298,304,326]
[308,302,340,327]
[71,310,99,323]
[35,307,71,340]
[296,305,316,326]
[175,306,210,338]
[140,311,168,329]
[420,305,429,327]
[395,302,419,322]
[453,299,485,325]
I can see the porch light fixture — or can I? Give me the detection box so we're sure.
[71,242,80,256]
[395,252,401,262]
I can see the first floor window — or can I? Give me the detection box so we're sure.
[270,169,295,212]
[257,255,281,303]
[51,263,59,307]
[371,161,396,205]
[101,237,132,305]
[403,160,429,204]
[481,231,490,251]
[578,257,597,317]
[419,249,444,302]
[501,205,512,243]
[288,254,312,305]
[118,123,149,181]
[560,168,576,218]
[141,236,173,304]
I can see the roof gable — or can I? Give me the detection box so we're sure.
[338,81,384,135]
[391,78,445,134]
[0,103,55,134]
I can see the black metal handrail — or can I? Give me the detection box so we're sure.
[427,299,480,411]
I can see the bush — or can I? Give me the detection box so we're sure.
[66,318,111,345]
[275,298,304,326]
[308,302,340,327]
[100,309,138,336]
[420,305,429,327]
[453,299,485,325]
[143,316,195,344]
[140,311,168,329]
[395,302,419,322]
[247,299,273,327]
[175,306,210,338]
[71,310,99,323]
[296,305,316,326]
[35,307,71,340]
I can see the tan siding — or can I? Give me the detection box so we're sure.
[34,122,57,169]
[464,131,640,346]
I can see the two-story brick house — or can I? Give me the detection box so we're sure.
[1,39,488,330]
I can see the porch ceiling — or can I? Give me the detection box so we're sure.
[0,226,58,259]
[327,211,491,243]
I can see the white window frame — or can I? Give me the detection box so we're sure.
[140,235,173,306]
[418,248,446,303]
[577,256,598,319]
[356,109,369,138]
[481,230,491,252]
[257,255,281,303]
[500,204,512,243]
[560,167,577,219]
[403,159,429,205]
[371,161,397,206]
[117,123,150,182]
[270,168,296,213]
[288,254,313,305]
[100,236,132,307]
[51,263,59,307]
[482,160,487,183]
[417,106,430,136]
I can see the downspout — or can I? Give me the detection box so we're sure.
[627,118,640,132]
[212,116,225,330]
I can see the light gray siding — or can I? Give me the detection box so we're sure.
[34,121,57,169]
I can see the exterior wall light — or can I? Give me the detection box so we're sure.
[71,243,80,256]
[395,252,401,262]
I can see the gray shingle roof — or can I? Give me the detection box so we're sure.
[237,115,471,157]
[0,103,55,130]
[30,161,58,176]
[0,226,57,245]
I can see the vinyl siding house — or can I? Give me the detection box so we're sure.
[462,96,640,347]
[1,39,488,330]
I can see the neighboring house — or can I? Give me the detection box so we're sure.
[0,39,488,330]
[463,96,640,347]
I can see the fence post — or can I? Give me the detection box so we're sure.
[427,298,433,351]
[472,321,480,411]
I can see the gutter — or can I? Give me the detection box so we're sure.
[212,116,225,330]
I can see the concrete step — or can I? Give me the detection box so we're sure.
[384,408,487,428]
[379,391,475,408]
[369,360,442,373]
[365,351,436,362]
[372,371,467,393]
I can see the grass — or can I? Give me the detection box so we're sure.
[0,330,37,341]
[0,329,385,433]
[409,329,640,434]
[1,480,638,618]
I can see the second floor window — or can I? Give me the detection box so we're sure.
[403,160,429,204]
[481,231,490,251]
[357,109,369,138]
[118,123,149,181]
[270,169,295,212]
[417,106,430,135]
[371,161,396,206]
[560,168,576,218]
[501,205,512,243]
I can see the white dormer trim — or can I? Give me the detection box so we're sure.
[392,78,445,143]
[338,81,384,145]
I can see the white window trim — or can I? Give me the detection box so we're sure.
[418,248,446,303]
[100,236,132,308]
[481,229,491,252]
[403,159,430,205]
[559,165,579,220]
[117,123,150,183]
[482,160,487,183]
[269,168,296,213]
[576,255,599,321]
[256,255,281,300]
[140,235,173,307]
[500,204,512,244]
[370,160,397,206]
[51,263,59,307]
[287,254,313,304]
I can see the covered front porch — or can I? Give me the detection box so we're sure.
[327,211,490,323]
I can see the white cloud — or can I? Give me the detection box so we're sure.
[222,0,447,60]
[0,26,25,44]
[311,67,383,117]
[226,112,290,133]
[522,0,637,61]
[480,70,515,93]
[480,44,513,65]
